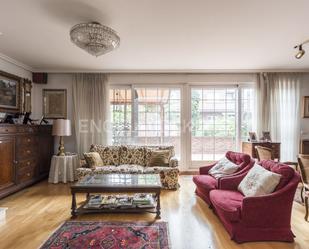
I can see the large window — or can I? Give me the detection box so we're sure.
[190,86,255,164]
[110,86,181,157]
[110,84,255,167]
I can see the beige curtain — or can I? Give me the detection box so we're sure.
[256,73,270,137]
[73,73,110,155]
[256,73,301,161]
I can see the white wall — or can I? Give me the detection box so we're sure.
[32,73,76,153]
[0,56,32,79]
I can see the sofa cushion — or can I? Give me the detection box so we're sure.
[117,164,145,173]
[238,164,281,197]
[119,145,146,166]
[193,175,218,191]
[93,165,119,173]
[208,157,239,179]
[90,145,120,165]
[259,160,295,191]
[143,166,177,173]
[210,189,244,222]
[145,146,175,165]
[147,150,170,167]
[83,152,104,169]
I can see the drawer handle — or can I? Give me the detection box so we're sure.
[14,160,18,164]
[27,138,31,142]
[27,162,30,166]
[27,173,30,177]
[27,150,31,154]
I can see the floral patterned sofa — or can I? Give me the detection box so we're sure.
[76,144,180,190]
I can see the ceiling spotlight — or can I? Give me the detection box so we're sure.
[295,44,305,59]
[294,40,309,59]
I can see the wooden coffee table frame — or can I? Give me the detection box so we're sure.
[71,184,161,219]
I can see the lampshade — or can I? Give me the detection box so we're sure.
[52,119,72,136]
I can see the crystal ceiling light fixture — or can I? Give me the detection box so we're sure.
[294,40,309,59]
[70,22,120,57]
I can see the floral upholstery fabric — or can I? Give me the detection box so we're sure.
[92,165,144,174]
[119,146,146,166]
[78,144,179,190]
[169,157,179,167]
[145,146,175,166]
[90,144,120,165]
[144,167,179,189]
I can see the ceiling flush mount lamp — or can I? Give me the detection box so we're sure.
[294,40,309,59]
[70,22,120,57]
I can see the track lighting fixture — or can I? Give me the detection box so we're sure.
[295,45,305,59]
[294,40,309,59]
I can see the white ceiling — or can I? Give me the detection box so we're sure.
[0,0,309,72]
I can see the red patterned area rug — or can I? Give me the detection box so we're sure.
[39,221,170,249]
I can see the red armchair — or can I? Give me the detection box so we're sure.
[193,151,254,205]
[209,160,300,243]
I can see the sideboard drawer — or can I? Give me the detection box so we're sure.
[17,158,37,169]
[18,165,36,183]
[16,147,38,160]
[16,135,37,146]
[0,126,17,133]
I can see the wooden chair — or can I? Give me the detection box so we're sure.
[297,154,309,221]
[255,146,274,161]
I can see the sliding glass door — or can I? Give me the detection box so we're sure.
[191,87,237,165]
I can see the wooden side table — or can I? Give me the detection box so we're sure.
[242,141,281,161]
[48,154,79,184]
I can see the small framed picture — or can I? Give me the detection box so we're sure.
[43,89,67,119]
[262,131,271,142]
[303,96,309,118]
[248,132,257,142]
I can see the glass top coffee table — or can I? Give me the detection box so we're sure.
[71,174,162,219]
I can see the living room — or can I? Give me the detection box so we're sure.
[0,0,309,248]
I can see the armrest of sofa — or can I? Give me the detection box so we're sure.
[218,171,247,190]
[80,159,89,168]
[199,163,216,175]
[241,177,299,227]
[169,156,179,167]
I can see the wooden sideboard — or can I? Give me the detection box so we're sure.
[0,124,54,199]
[242,141,281,160]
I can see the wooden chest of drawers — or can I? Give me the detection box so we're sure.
[0,124,54,199]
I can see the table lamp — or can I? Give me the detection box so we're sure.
[52,119,72,156]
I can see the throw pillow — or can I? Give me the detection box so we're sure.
[208,157,239,179]
[238,164,282,197]
[83,152,104,169]
[148,150,170,167]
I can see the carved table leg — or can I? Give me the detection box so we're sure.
[71,192,77,218]
[305,196,308,221]
[156,191,161,219]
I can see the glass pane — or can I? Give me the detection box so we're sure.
[191,87,237,162]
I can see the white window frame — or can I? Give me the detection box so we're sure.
[109,82,255,171]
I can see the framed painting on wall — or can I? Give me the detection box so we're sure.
[303,96,309,118]
[43,89,67,119]
[0,70,21,113]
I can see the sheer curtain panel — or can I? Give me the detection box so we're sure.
[73,73,110,155]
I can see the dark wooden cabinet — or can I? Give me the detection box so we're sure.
[0,136,15,190]
[0,124,54,199]
[242,141,281,160]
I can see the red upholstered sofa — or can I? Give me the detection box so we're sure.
[209,160,300,243]
[193,151,254,205]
